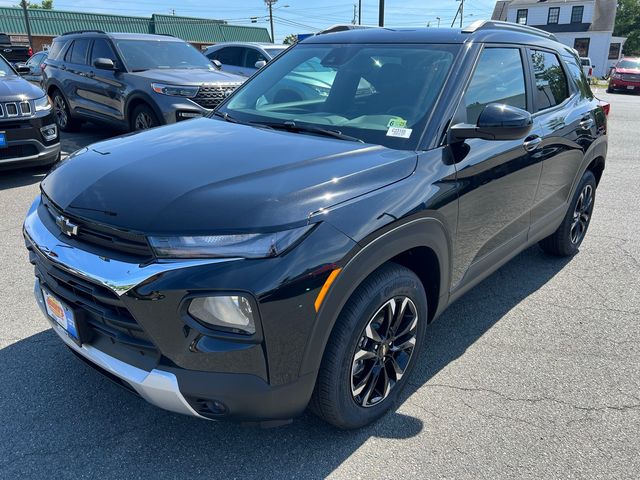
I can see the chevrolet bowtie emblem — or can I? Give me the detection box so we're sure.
[55,215,79,237]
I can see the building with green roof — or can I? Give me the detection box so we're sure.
[0,7,272,52]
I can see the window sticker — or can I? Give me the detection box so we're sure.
[387,117,408,128]
[386,127,413,138]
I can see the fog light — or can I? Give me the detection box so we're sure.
[40,124,58,141]
[177,112,203,119]
[188,295,256,335]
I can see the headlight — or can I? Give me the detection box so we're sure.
[151,83,199,98]
[612,72,622,79]
[188,295,255,335]
[148,224,314,259]
[34,95,52,112]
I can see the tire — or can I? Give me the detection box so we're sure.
[310,263,428,429]
[130,104,160,132]
[539,170,597,256]
[606,87,614,93]
[51,90,80,132]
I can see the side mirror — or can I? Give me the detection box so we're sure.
[449,103,533,142]
[15,63,30,74]
[93,58,116,70]
[211,59,222,69]
[255,60,267,69]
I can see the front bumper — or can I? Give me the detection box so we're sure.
[608,78,640,91]
[24,195,351,422]
[0,111,60,169]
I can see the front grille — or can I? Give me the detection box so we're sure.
[41,194,154,258]
[0,144,38,160]
[192,84,240,109]
[31,250,159,354]
[0,100,33,118]
[622,73,640,82]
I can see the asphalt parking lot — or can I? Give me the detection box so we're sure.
[1,91,639,479]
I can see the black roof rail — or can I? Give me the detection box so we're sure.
[61,30,107,36]
[463,20,557,41]
[316,24,376,35]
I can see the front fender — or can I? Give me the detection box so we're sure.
[299,216,451,376]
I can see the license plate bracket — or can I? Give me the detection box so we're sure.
[42,288,89,345]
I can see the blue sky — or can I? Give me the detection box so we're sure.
[1,0,498,42]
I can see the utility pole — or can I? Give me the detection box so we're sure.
[436,16,441,28]
[20,0,33,52]
[352,4,357,25]
[358,0,362,25]
[265,0,277,43]
[378,0,385,27]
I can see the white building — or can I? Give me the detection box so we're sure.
[492,0,626,77]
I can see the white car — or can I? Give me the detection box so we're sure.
[203,42,289,77]
[580,57,594,83]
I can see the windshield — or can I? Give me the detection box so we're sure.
[219,43,458,150]
[115,39,215,71]
[0,56,14,77]
[617,59,640,69]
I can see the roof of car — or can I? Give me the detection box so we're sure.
[302,21,563,49]
[59,31,184,42]
[206,42,287,49]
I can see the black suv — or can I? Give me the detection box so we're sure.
[42,31,244,132]
[0,54,60,169]
[24,22,607,429]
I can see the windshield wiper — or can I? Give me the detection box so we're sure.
[255,121,364,143]
[211,111,275,130]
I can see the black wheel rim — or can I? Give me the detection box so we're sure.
[351,296,419,408]
[570,184,594,244]
[135,112,154,130]
[53,95,67,128]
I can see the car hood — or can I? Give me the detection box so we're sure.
[41,118,417,234]
[0,74,45,100]
[129,68,245,85]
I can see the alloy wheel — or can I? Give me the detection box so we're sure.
[351,296,419,408]
[53,95,68,128]
[134,112,154,130]
[570,184,594,244]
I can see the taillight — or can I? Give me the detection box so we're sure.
[28,47,33,57]
[588,67,592,76]
[599,100,610,116]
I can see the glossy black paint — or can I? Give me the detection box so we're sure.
[31,26,607,421]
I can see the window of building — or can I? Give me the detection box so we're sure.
[547,7,560,24]
[530,50,570,112]
[516,9,528,25]
[571,5,584,23]
[573,38,590,57]
[462,48,527,124]
[608,43,621,60]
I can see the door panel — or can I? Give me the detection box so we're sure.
[81,39,126,122]
[450,46,542,288]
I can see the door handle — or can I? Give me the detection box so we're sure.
[523,136,542,152]
[579,117,594,129]
[86,71,95,78]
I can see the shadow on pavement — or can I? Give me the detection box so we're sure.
[0,246,570,479]
[0,166,50,190]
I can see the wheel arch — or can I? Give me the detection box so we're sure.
[125,93,164,127]
[586,155,605,186]
[299,216,451,377]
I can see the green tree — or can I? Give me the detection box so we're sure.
[615,0,640,55]
[16,0,54,8]
[283,33,297,45]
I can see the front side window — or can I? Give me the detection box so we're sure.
[517,9,528,25]
[245,48,267,68]
[571,6,584,23]
[531,50,570,111]
[573,38,590,57]
[91,39,117,65]
[548,7,560,24]
[114,40,216,72]
[462,48,527,125]
[220,43,458,150]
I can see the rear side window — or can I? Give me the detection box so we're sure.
[91,39,117,64]
[530,50,569,111]
[69,39,90,65]
[462,48,527,124]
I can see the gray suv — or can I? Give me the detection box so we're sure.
[42,31,245,132]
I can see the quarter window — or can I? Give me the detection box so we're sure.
[548,7,560,24]
[530,50,570,111]
[462,48,527,125]
[571,6,584,23]
[516,9,528,25]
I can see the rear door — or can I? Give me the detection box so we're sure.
[527,49,592,231]
[62,38,93,115]
[450,46,542,289]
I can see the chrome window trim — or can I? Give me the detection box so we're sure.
[24,196,241,296]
